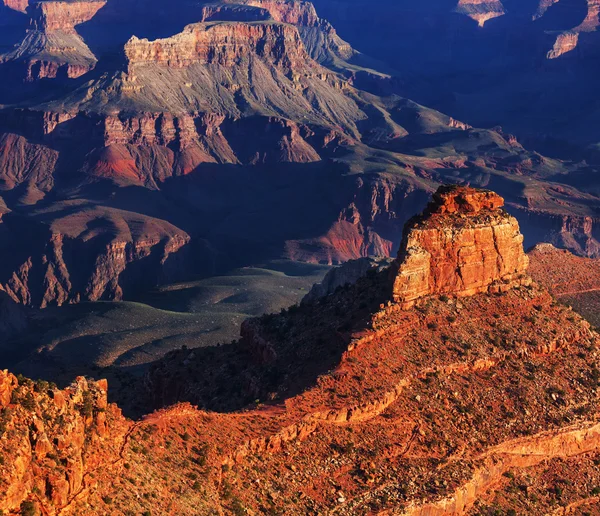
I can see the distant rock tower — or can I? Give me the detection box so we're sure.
[392,185,531,308]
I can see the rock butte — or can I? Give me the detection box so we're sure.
[392,185,531,307]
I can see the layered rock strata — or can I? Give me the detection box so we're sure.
[392,185,531,307]
[31,0,107,33]
[0,0,104,80]
[2,187,600,514]
[124,21,311,71]
[455,0,506,26]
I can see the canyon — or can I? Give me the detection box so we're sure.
[311,0,600,160]
[1,186,599,514]
[0,0,598,314]
[0,0,598,512]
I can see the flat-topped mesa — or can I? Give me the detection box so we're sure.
[392,185,531,308]
[124,21,313,72]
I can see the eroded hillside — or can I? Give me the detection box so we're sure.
[2,186,598,515]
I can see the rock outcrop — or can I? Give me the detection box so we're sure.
[0,0,104,81]
[302,256,393,303]
[0,211,192,308]
[454,0,506,27]
[0,372,128,514]
[124,21,312,71]
[546,0,600,58]
[138,186,600,514]
[31,0,107,33]
[392,185,531,307]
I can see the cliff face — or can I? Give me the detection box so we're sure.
[235,0,319,26]
[455,0,506,27]
[0,1,103,81]
[0,211,192,308]
[31,1,107,33]
[0,372,128,515]
[124,21,311,71]
[0,0,598,311]
[138,186,600,515]
[546,0,600,57]
[392,186,531,307]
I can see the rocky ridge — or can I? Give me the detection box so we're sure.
[0,370,128,514]
[0,0,104,80]
[1,186,600,514]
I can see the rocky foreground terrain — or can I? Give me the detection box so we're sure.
[0,0,598,314]
[1,186,599,515]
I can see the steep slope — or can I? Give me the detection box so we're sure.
[0,0,104,81]
[311,0,600,158]
[529,242,600,326]
[3,186,599,515]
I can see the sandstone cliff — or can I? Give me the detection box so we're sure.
[139,187,600,515]
[392,185,531,307]
[455,0,506,27]
[31,0,106,33]
[0,0,104,81]
[124,21,312,71]
[0,372,128,515]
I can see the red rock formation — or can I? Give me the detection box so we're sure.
[237,0,320,26]
[0,372,128,514]
[0,0,103,81]
[2,0,28,11]
[455,0,506,26]
[392,185,531,307]
[2,185,600,514]
[125,21,314,72]
[30,1,106,33]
